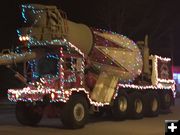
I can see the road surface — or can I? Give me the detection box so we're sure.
[0,98,180,135]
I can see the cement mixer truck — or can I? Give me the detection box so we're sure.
[2,4,175,129]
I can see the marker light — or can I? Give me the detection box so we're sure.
[19,36,30,41]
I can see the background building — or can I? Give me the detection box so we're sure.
[173,66,180,96]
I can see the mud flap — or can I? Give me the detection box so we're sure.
[90,71,119,103]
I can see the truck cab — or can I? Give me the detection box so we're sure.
[8,41,86,103]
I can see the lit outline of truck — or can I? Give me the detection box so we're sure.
[0,4,175,129]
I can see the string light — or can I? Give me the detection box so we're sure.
[150,55,174,85]
[90,28,143,83]
[8,87,109,107]
[118,83,175,91]
[7,4,175,108]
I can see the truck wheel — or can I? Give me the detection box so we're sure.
[16,102,42,126]
[61,94,88,129]
[160,90,173,110]
[144,91,160,117]
[128,92,144,119]
[112,90,129,120]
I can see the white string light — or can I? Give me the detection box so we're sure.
[7,4,176,107]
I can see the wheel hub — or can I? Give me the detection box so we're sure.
[73,103,85,122]
[152,98,158,112]
[135,99,143,114]
[119,96,128,112]
[165,94,171,103]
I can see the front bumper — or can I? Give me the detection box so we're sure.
[8,87,68,103]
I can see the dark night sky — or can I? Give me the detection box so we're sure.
[0,0,180,64]
[0,0,180,94]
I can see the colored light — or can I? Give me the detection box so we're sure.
[51,93,55,99]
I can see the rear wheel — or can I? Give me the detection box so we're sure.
[128,92,144,119]
[16,102,43,126]
[112,90,129,120]
[144,91,160,117]
[160,90,174,110]
[61,94,88,129]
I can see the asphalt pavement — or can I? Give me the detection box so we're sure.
[0,98,180,135]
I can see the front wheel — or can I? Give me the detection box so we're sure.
[16,102,43,126]
[61,94,89,129]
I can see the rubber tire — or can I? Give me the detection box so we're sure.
[128,92,144,119]
[112,90,129,120]
[61,95,88,129]
[16,102,42,126]
[144,91,160,117]
[160,90,174,110]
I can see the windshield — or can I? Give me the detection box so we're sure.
[37,56,58,76]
